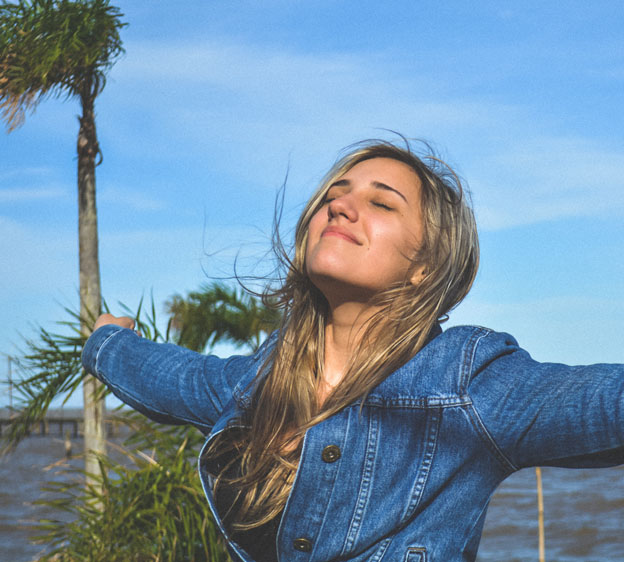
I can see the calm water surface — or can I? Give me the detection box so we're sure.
[1,437,623,561]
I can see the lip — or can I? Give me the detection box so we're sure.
[321,225,362,245]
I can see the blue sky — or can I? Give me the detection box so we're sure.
[1,0,623,407]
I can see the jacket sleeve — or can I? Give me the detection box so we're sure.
[468,330,624,470]
[81,324,259,433]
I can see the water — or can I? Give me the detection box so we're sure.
[478,466,624,561]
[1,437,623,561]
[1,436,84,562]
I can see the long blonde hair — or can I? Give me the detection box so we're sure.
[208,139,479,531]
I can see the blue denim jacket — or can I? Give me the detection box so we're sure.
[82,324,624,562]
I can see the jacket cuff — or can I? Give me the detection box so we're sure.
[82,324,132,377]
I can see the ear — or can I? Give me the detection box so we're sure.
[410,265,426,286]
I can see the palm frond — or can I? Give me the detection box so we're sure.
[0,0,126,130]
[166,282,282,353]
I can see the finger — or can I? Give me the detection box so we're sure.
[93,314,135,332]
[120,317,136,330]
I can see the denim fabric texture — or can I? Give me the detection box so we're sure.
[82,324,624,562]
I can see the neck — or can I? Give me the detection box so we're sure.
[321,300,378,395]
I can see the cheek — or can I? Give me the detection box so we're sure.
[306,210,326,245]
[372,226,420,276]
[304,213,324,263]
[371,219,415,255]
[308,209,325,234]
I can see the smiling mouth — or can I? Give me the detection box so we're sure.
[321,226,361,244]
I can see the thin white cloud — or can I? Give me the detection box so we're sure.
[117,40,362,87]
[0,216,75,292]
[0,186,69,203]
[0,166,56,181]
[116,39,506,131]
[471,136,624,230]
[106,38,520,192]
[105,38,624,230]
[98,187,167,212]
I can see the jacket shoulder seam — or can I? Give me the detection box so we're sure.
[458,327,492,391]
[459,329,518,472]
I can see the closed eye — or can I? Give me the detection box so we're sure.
[372,201,394,211]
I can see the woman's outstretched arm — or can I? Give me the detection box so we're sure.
[469,330,624,470]
[82,314,263,434]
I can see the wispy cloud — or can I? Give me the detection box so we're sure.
[107,38,624,230]
[0,186,69,203]
[98,187,167,212]
[0,166,56,181]
[470,136,624,230]
[107,39,517,185]
[116,39,505,130]
[0,216,75,292]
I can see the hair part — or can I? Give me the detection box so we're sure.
[208,138,479,531]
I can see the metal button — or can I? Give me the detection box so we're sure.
[321,444,341,463]
[293,537,312,552]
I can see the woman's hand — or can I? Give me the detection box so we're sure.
[93,313,136,333]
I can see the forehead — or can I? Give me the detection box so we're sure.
[335,157,422,198]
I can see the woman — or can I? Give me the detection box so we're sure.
[83,140,624,562]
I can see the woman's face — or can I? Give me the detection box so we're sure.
[305,157,424,303]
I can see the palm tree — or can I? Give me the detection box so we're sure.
[0,0,126,481]
[167,282,282,353]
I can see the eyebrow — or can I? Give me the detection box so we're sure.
[328,179,408,203]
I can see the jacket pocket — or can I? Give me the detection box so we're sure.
[404,546,427,561]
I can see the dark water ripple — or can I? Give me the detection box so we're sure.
[1,438,623,561]
[478,465,624,561]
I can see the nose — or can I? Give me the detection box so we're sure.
[327,193,358,222]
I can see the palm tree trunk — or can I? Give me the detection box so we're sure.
[78,87,105,485]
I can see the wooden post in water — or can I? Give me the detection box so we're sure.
[536,467,545,562]
[64,429,73,458]
[7,355,13,410]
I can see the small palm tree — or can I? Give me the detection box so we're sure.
[5,292,271,560]
[0,0,126,482]
[167,282,282,353]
